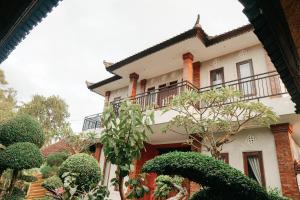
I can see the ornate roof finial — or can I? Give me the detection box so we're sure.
[85,80,93,86]
[194,14,201,28]
[103,60,114,68]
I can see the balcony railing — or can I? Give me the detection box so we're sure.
[82,113,102,131]
[83,71,287,131]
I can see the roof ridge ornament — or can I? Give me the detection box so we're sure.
[194,14,201,28]
[103,60,114,68]
[85,80,93,86]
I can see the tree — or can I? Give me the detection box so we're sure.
[64,131,99,154]
[154,175,187,200]
[19,95,70,143]
[101,101,154,200]
[142,151,289,200]
[0,69,17,122]
[162,88,278,159]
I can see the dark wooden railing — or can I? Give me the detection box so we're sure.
[83,71,287,130]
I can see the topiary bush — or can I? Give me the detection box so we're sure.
[42,175,63,190]
[142,152,288,200]
[0,142,43,170]
[0,114,45,147]
[3,187,25,200]
[40,165,58,178]
[59,153,101,191]
[46,151,69,167]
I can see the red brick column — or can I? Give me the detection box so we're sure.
[182,52,194,83]
[140,79,147,93]
[271,123,300,200]
[192,62,201,88]
[129,73,139,97]
[93,143,102,162]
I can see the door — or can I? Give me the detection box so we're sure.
[236,59,256,96]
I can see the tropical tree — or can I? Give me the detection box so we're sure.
[101,101,154,200]
[0,69,17,122]
[162,88,278,159]
[19,95,70,143]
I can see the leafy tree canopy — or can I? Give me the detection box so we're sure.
[19,95,70,143]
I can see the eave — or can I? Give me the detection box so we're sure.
[0,0,62,64]
[239,0,300,113]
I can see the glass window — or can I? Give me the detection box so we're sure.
[237,60,256,96]
[243,151,265,186]
[210,68,224,86]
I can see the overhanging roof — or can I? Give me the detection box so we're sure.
[0,0,61,64]
[239,0,300,113]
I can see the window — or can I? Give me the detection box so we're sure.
[158,84,167,106]
[146,87,156,107]
[236,59,256,96]
[220,153,229,164]
[243,151,265,186]
[210,68,224,87]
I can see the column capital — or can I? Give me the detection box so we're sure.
[270,123,292,134]
[129,73,139,80]
[182,52,194,61]
[105,91,111,97]
[141,79,147,85]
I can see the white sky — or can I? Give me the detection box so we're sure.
[1,0,249,132]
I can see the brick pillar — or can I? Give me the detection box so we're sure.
[129,73,139,97]
[93,143,102,162]
[190,134,201,195]
[104,91,111,106]
[271,123,300,200]
[182,52,194,83]
[193,62,200,88]
[140,79,147,93]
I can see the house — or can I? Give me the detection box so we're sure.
[85,18,300,200]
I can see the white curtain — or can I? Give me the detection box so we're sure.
[248,156,262,185]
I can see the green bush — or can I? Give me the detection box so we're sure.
[46,151,69,167]
[42,175,63,190]
[3,187,25,200]
[0,114,45,147]
[40,165,58,178]
[142,151,286,200]
[0,142,43,170]
[59,153,101,191]
[18,174,38,182]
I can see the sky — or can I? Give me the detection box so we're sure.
[1,0,249,132]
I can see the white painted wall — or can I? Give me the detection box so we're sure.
[201,128,282,191]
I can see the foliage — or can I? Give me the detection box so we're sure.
[18,174,37,182]
[41,165,58,179]
[43,176,63,190]
[59,153,101,191]
[2,187,25,200]
[19,95,70,143]
[154,175,185,199]
[0,114,45,147]
[162,88,278,158]
[64,131,99,154]
[267,188,291,200]
[0,142,43,170]
[101,101,154,200]
[125,174,149,199]
[0,69,17,122]
[46,152,69,167]
[142,151,279,200]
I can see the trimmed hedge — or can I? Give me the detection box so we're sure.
[59,153,101,191]
[0,142,43,170]
[142,151,286,200]
[46,151,69,167]
[42,175,63,190]
[0,115,44,147]
[40,165,58,178]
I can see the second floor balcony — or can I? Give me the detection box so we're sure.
[83,71,288,131]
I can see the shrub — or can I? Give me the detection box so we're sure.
[18,174,38,182]
[42,175,63,190]
[154,175,184,199]
[59,153,101,191]
[40,165,58,178]
[0,142,43,170]
[3,187,25,200]
[46,151,69,167]
[142,151,278,200]
[0,114,45,147]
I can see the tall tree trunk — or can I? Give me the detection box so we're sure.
[7,170,18,195]
[117,168,126,200]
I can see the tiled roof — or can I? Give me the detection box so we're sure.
[41,139,74,157]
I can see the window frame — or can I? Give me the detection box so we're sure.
[220,153,229,164]
[242,151,266,187]
[210,67,225,87]
[236,59,256,96]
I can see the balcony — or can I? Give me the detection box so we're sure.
[83,71,288,131]
[82,113,102,131]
